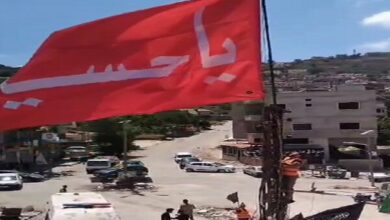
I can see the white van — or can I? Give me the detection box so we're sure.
[86,159,113,174]
[174,152,193,163]
[66,146,89,161]
[45,192,120,220]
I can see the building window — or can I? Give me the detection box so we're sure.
[293,123,312,130]
[278,104,286,110]
[305,99,312,101]
[338,102,359,110]
[283,138,309,144]
[305,103,312,107]
[377,108,384,113]
[339,123,360,130]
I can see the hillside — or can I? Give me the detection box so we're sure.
[278,52,390,75]
[3,52,390,79]
[0,64,19,77]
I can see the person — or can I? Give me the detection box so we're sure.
[281,152,303,203]
[161,208,174,220]
[175,210,189,220]
[235,203,251,220]
[59,185,67,193]
[179,199,195,220]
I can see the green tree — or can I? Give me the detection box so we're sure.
[80,118,135,156]
[378,117,390,145]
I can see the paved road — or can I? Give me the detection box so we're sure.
[0,121,388,219]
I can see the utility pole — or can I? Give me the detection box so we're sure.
[259,0,287,219]
[120,120,131,172]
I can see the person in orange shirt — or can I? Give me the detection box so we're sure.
[236,203,252,220]
[281,152,303,203]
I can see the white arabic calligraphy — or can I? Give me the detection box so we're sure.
[0,6,238,97]
[194,7,237,68]
[0,56,189,95]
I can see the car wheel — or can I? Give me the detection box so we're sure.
[186,168,194,172]
[15,185,23,190]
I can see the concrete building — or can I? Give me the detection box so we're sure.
[231,85,383,161]
[277,85,379,160]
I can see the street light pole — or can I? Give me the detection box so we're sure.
[366,137,375,187]
[123,122,128,172]
[361,130,376,187]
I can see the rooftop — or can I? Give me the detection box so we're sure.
[51,192,109,208]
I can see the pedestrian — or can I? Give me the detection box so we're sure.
[59,185,67,193]
[175,210,189,220]
[161,208,174,220]
[281,152,303,203]
[235,203,251,220]
[179,199,195,220]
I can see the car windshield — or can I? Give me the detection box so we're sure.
[177,154,192,158]
[68,147,86,152]
[0,176,17,181]
[189,158,200,162]
[87,161,109,166]
[127,166,148,172]
[128,161,143,165]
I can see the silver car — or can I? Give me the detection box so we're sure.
[0,173,23,190]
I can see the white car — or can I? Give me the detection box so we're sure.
[174,152,193,163]
[86,159,114,174]
[0,173,23,190]
[185,162,235,173]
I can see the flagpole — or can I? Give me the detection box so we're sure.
[262,0,277,105]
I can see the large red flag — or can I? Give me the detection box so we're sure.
[0,0,263,131]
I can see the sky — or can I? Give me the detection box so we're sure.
[1,0,390,66]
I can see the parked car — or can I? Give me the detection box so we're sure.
[180,157,201,169]
[93,168,120,179]
[371,173,390,183]
[86,158,114,174]
[0,173,23,190]
[95,156,120,166]
[0,170,45,182]
[94,163,149,180]
[174,152,193,163]
[243,166,262,178]
[66,146,89,161]
[185,162,235,173]
[18,172,45,182]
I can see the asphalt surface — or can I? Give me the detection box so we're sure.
[0,121,388,219]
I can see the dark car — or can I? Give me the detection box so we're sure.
[179,157,201,169]
[126,160,145,166]
[94,164,149,180]
[18,172,45,182]
[93,168,120,179]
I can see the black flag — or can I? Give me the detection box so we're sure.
[226,192,239,204]
[304,203,365,220]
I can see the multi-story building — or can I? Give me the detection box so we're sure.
[277,85,379,160]
[232,84,383,161]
